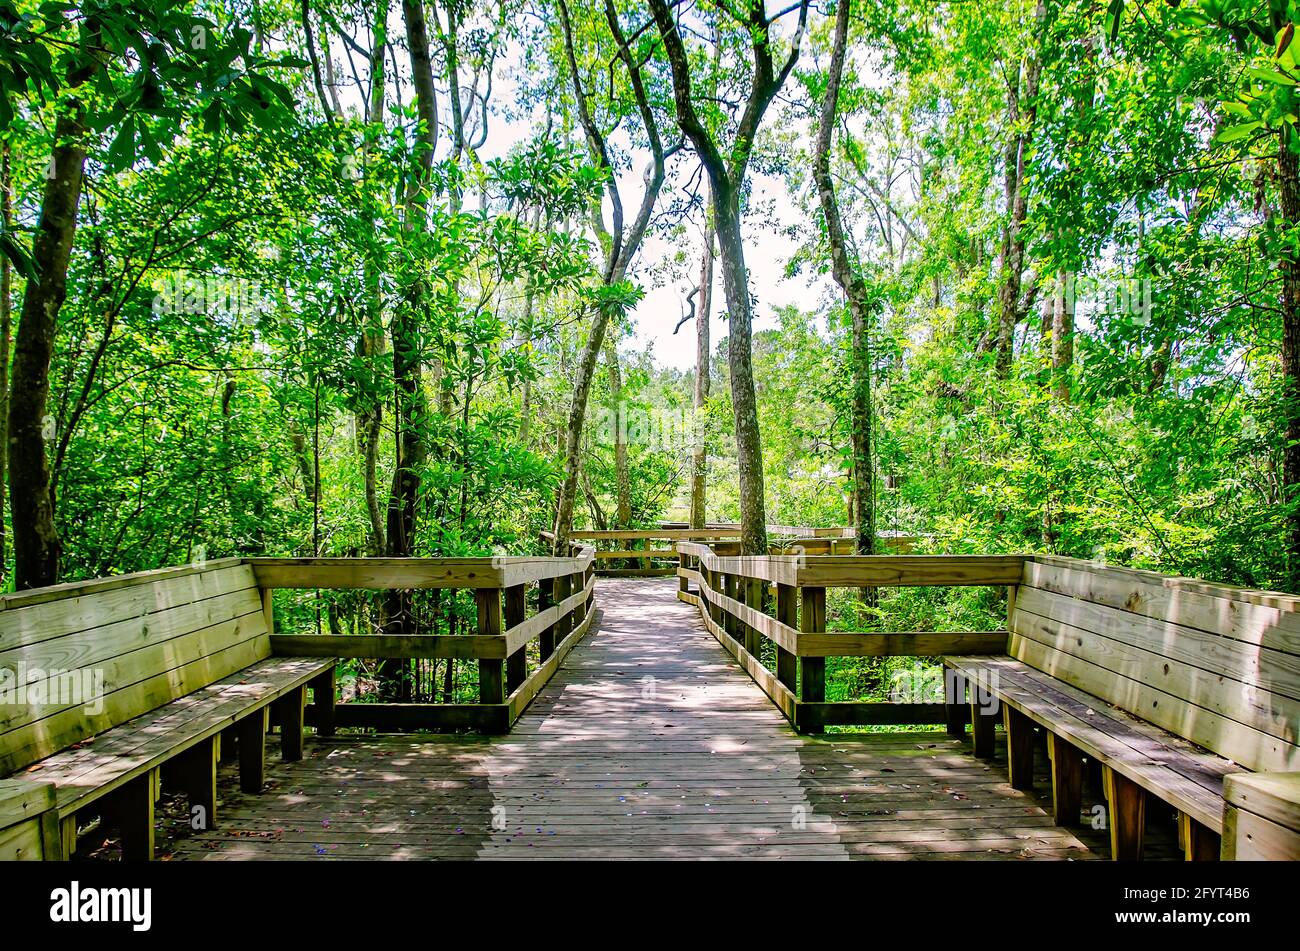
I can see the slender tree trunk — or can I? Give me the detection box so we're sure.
[554,303,613,550]
[551,0,668,552]
[651,0,801,554]
[0,144,11,582]
[378,0,440,697]
[712,192,768,555]
[606,342,632,527]
[994,2,1045,378]
[10,98,90,588]
[359,0,389,556]
[690,222,713,529]
[1278,129,1300,589]
[1051,270,1074,402]
[812,0,873,556]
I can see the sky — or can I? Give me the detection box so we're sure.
[323,11,835,373]
[438,14,833,372]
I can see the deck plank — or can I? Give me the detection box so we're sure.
[164,579,1106,861]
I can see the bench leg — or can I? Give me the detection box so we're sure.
[111,771,156,861]
[220,726,239,763]
[38,808,64,861]
[1103,766,1146,861]
[309,668,336,737]
[175,736,218,830]
[1178,812,1219,861]
[1047,733,1084,825]
[971,702,997,758]
[59,814,77,861]
[275,686,306,762]
[944,669,967,738]
[238,707,269,794]
[1003,707,1035,790]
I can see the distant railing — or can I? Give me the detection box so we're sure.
[674,542,1017,732]
[251,544,595,733]
[548,523,919,575]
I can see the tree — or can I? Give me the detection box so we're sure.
[812,0,874,556]
[650,0,809,554]
[550,0,673,552]
[3,1,295,587]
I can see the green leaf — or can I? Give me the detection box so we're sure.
[1215,121,1262,143]
[1246,66,1297,86]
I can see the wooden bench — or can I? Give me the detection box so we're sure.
[944,555,1300,861]
[0,559,336,860]
[1222,771,1300,859]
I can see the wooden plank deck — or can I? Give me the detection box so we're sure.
[156,578,1123,860]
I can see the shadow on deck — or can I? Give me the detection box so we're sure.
[157,579,1176,860]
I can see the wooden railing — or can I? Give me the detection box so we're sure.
[674,542,1018,732]
[553,523,919,576]
[250,545,596,733]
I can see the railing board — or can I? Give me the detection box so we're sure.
[794,555,1025,588]
[0,558,245,612]
[1022,558,1300,651]
[326,702,511,733]
[0,564,258,652]
[269,633,506,660]
[248,558,508,589]
[796,631,1008,658]
[795,702,947,730]
[503,574,594,655]
[1014,586,1300,705]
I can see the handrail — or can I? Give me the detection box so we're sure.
[259,544,596,733]
[674,541,1017,733]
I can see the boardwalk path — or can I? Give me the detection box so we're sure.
[170,578,1098,860]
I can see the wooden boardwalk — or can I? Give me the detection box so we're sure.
[163,578,1109,860]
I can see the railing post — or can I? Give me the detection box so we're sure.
[477,587,506,704]
[743,578,763,657]
[775,583,799,693]
[555,574,573,644]
[537,578,556,661]
[504,584,527,694]
[678,551,688,593]
[572,568,586,627]
[799,586,827,709]
[723,573,739,640]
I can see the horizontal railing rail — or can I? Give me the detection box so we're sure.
[545,524,921,576]
[258,545,596,733]
[675,542,1018,732]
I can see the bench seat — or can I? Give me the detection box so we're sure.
[946,655,1239,836]
[30,655,335,819]
[1,559,337,859]
[943,554,1300,861]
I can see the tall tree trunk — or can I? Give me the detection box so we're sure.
[690,221,714,529]
[651,0,803,554]
[994,1,1045,378]
[554,303,613,550]
[812,0,873,556]
[379,0,440,697]
[1278,129,1300,589]
[10,97,90,588]
[1051,270,1074,402]
[712,193,769,555]
[0,144,11,582]
[606,342,632,527]
[359,0,389,556]
[551,0,668,552]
